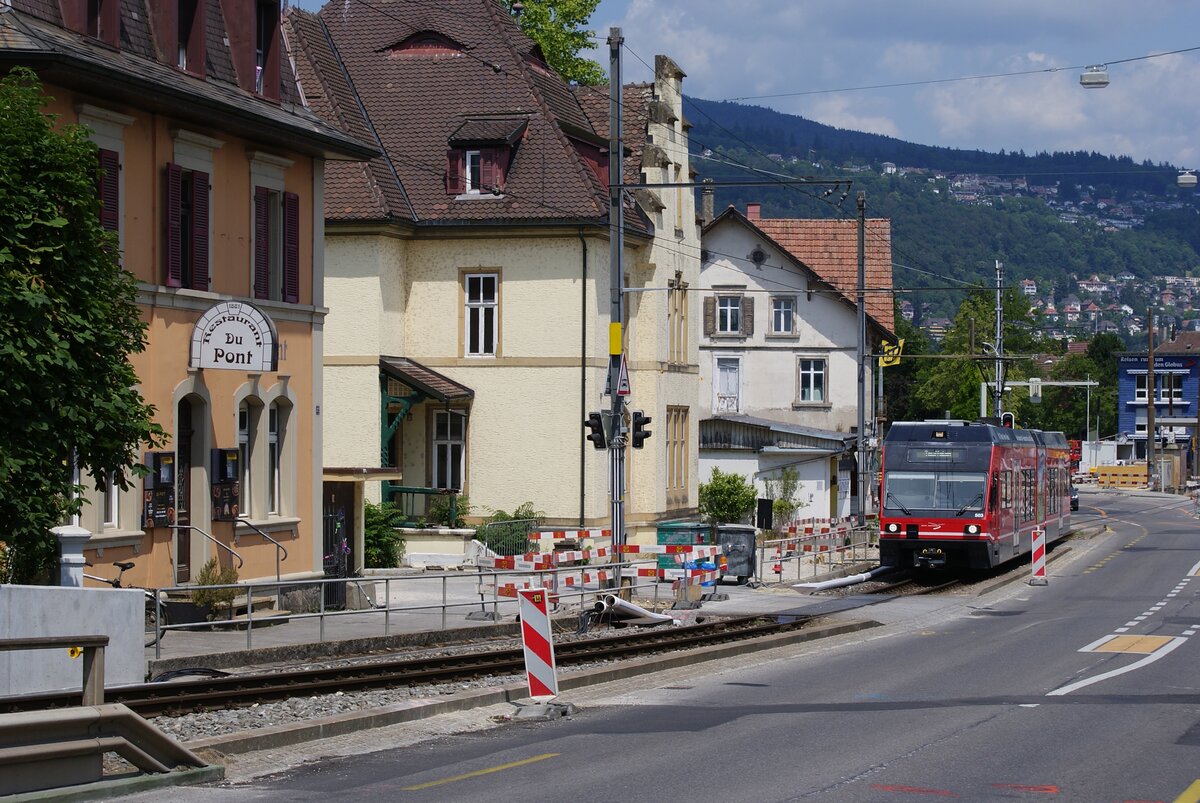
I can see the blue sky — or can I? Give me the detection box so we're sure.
[294,1,1200,169]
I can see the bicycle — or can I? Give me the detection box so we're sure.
[82,560,164,647]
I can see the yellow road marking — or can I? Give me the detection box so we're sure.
[1173,778,1200,803]
[1092,635,1175,654]
[401,753,560,791]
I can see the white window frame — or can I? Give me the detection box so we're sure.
[102,472,120,529]
[465,149,482,194]
[714,355,741,414]
[771,296,796,334]
[433,410,467,491]
[268,402,281,515]
[465,272,498,357]
[797,357,827,404]
[1135,374,1147,401]
[716,296,741,334]
[77,105,134,253]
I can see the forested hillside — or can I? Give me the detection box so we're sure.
[686,98,1200,324]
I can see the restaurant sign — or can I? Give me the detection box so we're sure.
[189,301,278,372]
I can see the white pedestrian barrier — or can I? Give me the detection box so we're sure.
[1030,527,1048,586]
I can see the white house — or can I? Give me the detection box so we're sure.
[697,203,894,522]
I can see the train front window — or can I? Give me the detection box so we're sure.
[884,471,987,513]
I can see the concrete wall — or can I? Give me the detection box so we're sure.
[0,586,143,694]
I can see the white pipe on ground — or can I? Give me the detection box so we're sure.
[596,594,676,626]
[792,565,893,592]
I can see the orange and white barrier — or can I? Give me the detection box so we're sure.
[672,568,721,589]
[1030,527,1048,586]
[517,588,559,700]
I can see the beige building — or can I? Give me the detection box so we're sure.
[287,2,700,556]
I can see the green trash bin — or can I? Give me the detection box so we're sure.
[655,521,713,579]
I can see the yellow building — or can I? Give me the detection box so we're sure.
[0,1,373,587]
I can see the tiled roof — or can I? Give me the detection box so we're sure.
[292,0,629,226]
[0,3,374,160]
[381,356,473,401]
[713,207,893,332]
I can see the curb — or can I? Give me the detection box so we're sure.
[184,617,880,757]
[5,765,224,803]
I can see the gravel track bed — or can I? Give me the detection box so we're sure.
[149,614,695,743]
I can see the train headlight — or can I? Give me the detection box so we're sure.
[885,523,901,534]
[964,524,981,535]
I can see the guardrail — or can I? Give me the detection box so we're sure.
[0,635,108,705]
[236,518,288,582]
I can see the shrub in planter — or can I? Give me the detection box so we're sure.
[190,558,239,617]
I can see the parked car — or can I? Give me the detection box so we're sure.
[1070,486,1079,511]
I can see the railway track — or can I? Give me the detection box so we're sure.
[0,614,811,717]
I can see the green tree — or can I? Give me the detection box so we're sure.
[503,0,606,85]
[0,68,163,583]
[698,468,758,525]
[762,466,805,527]
[363,501,406,568]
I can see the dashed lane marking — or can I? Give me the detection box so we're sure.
[869,784,957,797]
[400,752,560,791]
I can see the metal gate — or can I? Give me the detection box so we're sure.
[323,508,348,609]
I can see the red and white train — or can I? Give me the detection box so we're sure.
[879,420,1072,570]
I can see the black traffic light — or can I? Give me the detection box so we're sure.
[630,409,652,449]
[1000,411,1016,429]
[585,412,607,449]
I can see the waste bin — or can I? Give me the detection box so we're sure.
[716,524,757,584]
[655,521,713,578]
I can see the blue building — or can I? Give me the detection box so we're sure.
[1117,332,1200,469]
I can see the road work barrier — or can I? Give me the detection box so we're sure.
[759,518,877,585]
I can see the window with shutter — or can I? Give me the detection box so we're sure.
[446,146,512,196]
[98,149,120,232]
[254,186,271,299]
[283,192,300,303]
[165,163,210,290]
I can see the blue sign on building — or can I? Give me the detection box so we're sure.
[1117,349,1200,464]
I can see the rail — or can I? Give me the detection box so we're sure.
[171,524,244,570]
[236,518,288,582]
[0,635,108,705]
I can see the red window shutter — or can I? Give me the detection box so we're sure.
[191,170,209,291]
[98,149,119,232]
[445,149,463,194]
[480,148,498,193]
[283,191,300,303]
[253,186,270,299]
[165,163,183,287]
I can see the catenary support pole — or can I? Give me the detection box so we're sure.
[856,192,866,527]
[1147,307,1157,491]
[993,260,1004,417]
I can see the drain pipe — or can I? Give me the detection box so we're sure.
[793,564,893,592]
[594,594,676,626]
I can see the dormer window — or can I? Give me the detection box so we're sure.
[387,31,465,58]
[255,0,279,97]
[444,118,527,198]
[177,0,205,75]
[79,0,119,47]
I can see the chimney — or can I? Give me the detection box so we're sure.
[700,179,714,225]
[746,203,761,220]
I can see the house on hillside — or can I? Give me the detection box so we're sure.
[0,1,376,587]
[1020,279,1037,296]
[696,202,894,521]
[286,1,701,551]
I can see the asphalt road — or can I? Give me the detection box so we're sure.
[125,490,1200,802]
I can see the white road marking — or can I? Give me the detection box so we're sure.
[1049,637,1187,696]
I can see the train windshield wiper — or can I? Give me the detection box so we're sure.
[955,493,983,516]
[886,492,911,515]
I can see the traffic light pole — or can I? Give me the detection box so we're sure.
[608,28,626,587]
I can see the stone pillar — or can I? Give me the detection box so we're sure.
[700,178,714,225]
[53,525,91,587]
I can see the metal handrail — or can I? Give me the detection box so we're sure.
[170,524,244,570]
[236,518,288,582]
